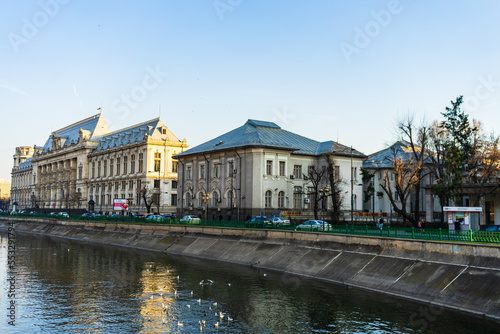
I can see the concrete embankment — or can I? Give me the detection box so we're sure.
[2,217,500,321]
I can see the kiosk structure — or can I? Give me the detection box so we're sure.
[444,206,482,231]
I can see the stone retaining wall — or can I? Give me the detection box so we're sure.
[2,217,499,321]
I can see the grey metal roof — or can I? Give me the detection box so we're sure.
[177,119,366,158]
[42,113,109,152]
[94,118,178,151]
[15,158,33,171]
[363,141,420,169]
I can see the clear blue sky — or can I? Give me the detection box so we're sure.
[1,0,500,181]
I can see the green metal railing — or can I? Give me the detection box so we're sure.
[2,212,499,244]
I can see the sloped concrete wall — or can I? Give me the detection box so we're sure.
[2,218,500,321]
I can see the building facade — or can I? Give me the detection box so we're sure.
[175,120,366,221]
[11,113,186,214]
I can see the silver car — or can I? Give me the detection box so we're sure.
[295,220,332,232]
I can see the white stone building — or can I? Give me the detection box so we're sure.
[11,113,186,214]
[175,120,366,221]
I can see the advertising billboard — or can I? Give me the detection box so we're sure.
[113,199,129,211]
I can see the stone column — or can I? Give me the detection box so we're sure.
[425,188,433,222]
[480,196,486,226]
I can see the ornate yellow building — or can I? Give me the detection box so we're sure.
[10,113,186,214]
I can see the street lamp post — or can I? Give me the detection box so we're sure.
[203,192,210,224]
[351,146,354,230]
[157,169,161,214]
[319,187,329,231]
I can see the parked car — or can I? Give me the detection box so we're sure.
[180,215,201,224]
[109,214,122,218]
[146,214,164,222]
[295,220,332,232]
[90,213,102,218]
[265,217,291,227]
[49,212,57,216]
[57,212,69,218]
[161,213,176,219]
[245,216,271,227]
[130,212,145,218]
[478,225,500,232]
[81,213,91,218]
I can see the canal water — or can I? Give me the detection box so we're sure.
[1,231,498,333]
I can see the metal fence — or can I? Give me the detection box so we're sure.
[2,212,499,244]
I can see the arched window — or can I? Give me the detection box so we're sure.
[265,190,272,208]
[198,193,204,207]
[212,191,219,207]
[278,191,285,208]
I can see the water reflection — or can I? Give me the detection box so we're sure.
[0,232,499,333]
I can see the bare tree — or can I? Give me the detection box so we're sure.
[138,186,155,214]
[380,146,423,225]
[428,120,448,221]
[325,154,345,222]
[396,114,430,222]
[464,120,500,206]
[305,165,326,220]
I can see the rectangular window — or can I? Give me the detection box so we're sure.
[335,166,340,182]
[103,160,107,177]
[97,161,101,177]
[154,153,161,172]
[186,166,192,180]
[129,180,134,189]
[138,153,144,173]
[200,164,205,179]
[123,156,128,174]
[109,159,114,176]
[131,154,136,174]
[212,165,219,178]
[172,160,178,173]
[154,179,160,188]
[352,167,357,181]
[293,186,303,209]
[171,194,177,206]
[91,162,95,178]
[293,165,302,179]
[116,158,121,175]
[172,180,178,189]
[279,161,286,176]
[266,160,273,175]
